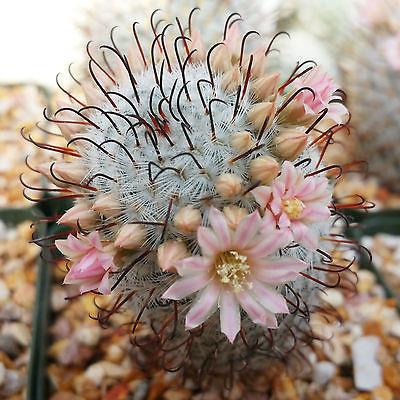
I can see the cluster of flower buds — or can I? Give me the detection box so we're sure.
[26,9,357,384]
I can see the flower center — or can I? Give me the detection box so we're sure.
[282,198,304,219]
[215,250,251,292]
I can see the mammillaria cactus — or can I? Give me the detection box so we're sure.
[344,0,400,192]
[25,8,361,393]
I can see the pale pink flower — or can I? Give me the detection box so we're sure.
[293,67,348,123]
[162,207,307,343]
[252,161,332,250]
[55,231,116,295]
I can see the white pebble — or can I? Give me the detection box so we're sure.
[75,326,101,347]
[389,321,400,338]
[2,323,30,347]
[352,336,382,391]
[313,361,336,385]
[85,361,127,386]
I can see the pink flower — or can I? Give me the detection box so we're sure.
[252,161,332,250]
[293,67,348,123]
[55,231,116,295]
[162,207,307,343]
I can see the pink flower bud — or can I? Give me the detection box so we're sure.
[157,240,188,272]
[252,73,280,101]
[249,156,279,185]
[174,206,202,234]
[221,66,242,92]
[273,128,308,160]
[211,45,232,73]
[114,224,146,250]
[223,206,248,229]
[215,174,242,198]
[52,161,86,184]
[231,131,253,152]
[247,102,276,131]
[91,195,121,218]
[58,202,97,228]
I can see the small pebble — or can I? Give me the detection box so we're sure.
[2,322,31,347]
[75,326,101,347]
[352,336,382,391]
[0,369,25,396]
[372,386,394,400]
[0,335,20,359]
[313,361,336,385]
[85,361,127,386]
[132,380,149,400]
[51,287,69,312]
[163,388,192,400]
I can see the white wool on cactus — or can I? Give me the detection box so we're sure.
[27,8,357,386]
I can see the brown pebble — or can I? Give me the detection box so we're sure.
[73,375,101,400]
[383,364,400,391]
[103,383,129,400]
[364,320,384,337]
[372,386,394,400]
[163,388,192,400]
[271,372,299,400]
[50,391,82,400]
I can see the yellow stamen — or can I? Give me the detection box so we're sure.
[282,198,304,219]
[215,251,251,292]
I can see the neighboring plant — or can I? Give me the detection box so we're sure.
[25,9,363,392]
[343,0,400,192]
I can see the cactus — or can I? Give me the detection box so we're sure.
[343,0,400,192]
[26,9,361,392]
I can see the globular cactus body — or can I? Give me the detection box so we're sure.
[26,8,359,391]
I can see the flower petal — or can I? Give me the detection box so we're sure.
[291,221,319,249]
[176,256,213,277]
[232,211,261,248]
[219,290,241,343]
[280,161,298,191]
[55,234,91,259]
[251,186,272,209]
[235,290,268,326]
[301,205,331,222]
[185,282,220,330]
[97,271,111,295]
[86,231,102,250]
[250,280,289,314]
[246,227,292,258]
[78,279,102,294]
[197,227,221,256]
[209,207,231,248]
[162,274,210,300]
[262,209,276,227]
[265,311,278,329]
[253,257,307,284]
